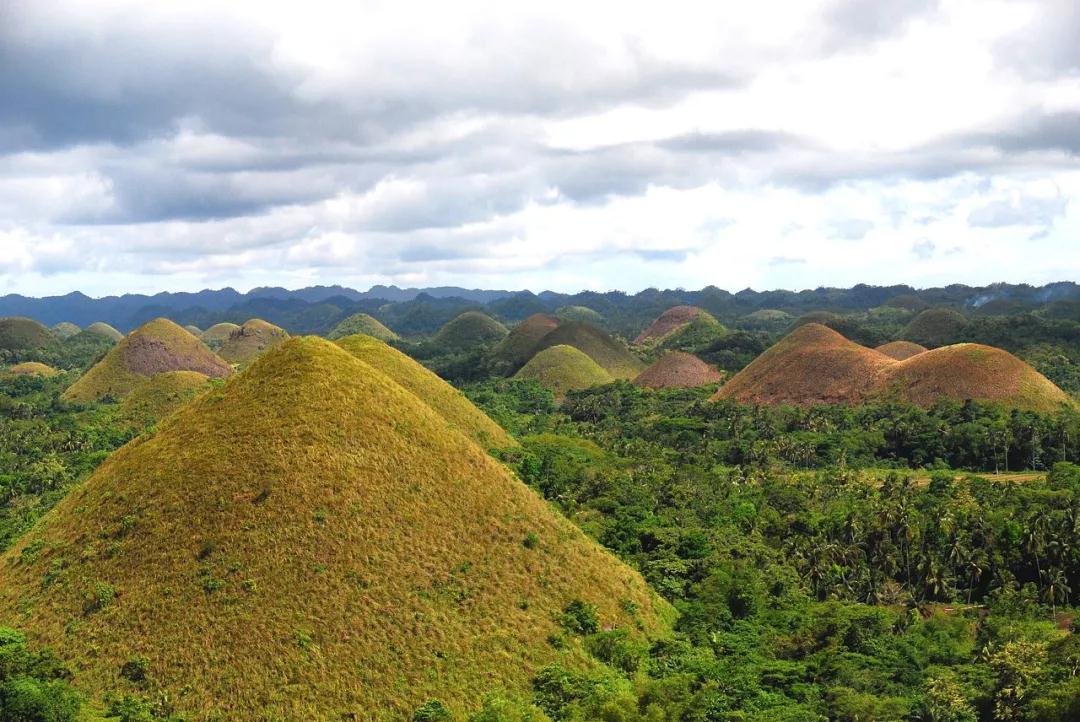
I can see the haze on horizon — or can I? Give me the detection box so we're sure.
[1,0,1078,298]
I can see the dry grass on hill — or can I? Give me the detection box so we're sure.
[326,313,398,342]
[634,351,723,389]
[531,321,644,380]
[634,306,708,345]
[5,361,60,377]
[217,319,289,365]
[875,341,928,361]
[0,317,56,351]
[335,333,516,449]
[490,313,561,374]
[514,344,614,397]
[0,337,670,720]
[62,318,232,403]
[85,322,123,342]
[116,370,212,428]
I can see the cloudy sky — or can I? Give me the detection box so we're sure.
[1,0,1078,297]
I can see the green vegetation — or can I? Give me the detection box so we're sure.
[514,345,613,398]
[50,322,81,340]
[198,322,239,350]
[0,337,668,720]
[490,314,562,375]
[326,312,398,341]
[904,308,971,347]
[62,318,232,403]
[0,318,56,358]
[555,306,604,325]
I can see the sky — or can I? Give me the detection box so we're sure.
[1,0,1078,297]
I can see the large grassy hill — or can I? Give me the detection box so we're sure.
[0,337,669,720]
[514,344,614,397]
[326,312,398,342]
[902,308,970,347]
[634,351,723,389]
[62,319,232,403]
[431,311,508,351]
[0,317,56,353]
[490,313,561,374]
[531,321,644,380]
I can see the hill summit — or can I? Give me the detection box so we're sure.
[0,337,668,719]
[634,351,723,389]
[875,340,928,360]
[634,305,710,345]
[490,313,562,374]
[432,311,508,351]
[327,313,398,342]
[62,318,232,403]
[217,318,289,365]
[531,321,645,379]
[514,344,614,397]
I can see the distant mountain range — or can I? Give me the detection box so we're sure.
[2,281,1077,336]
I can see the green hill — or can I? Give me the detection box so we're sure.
[514,344,614,397]
[217,319,289,365]
[85,322,123,342]
[431,311,508,351]
[199,322,240,350]
[0,337,669,719]
[335,333,516,449]
[51,322,81,340]
[183,324,203,336]
[902,308,970,347]
[0,317,56,352]
[116,370,212,428]
[62,318,232,403]
[532,321,644,380]
[327,313,398,342]
[490,313,561,374]
[555,305,604,325]
[656,312,727,352]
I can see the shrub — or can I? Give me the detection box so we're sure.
[559,600,599,636]
[413,700,454,721]
[120,656,149,683]
[0,677,82,722]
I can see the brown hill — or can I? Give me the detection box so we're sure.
[634,351,724,389]
[217,319,289,365]
[877,344,1070,412]
[0,337,669,719]
[62,319,232,403]
[490,313,561,374]
[634,306,708,344]
[875,341,928,361]
[711,323,895,406]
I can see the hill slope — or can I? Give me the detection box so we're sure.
[0,317,56,352]
[634,351,724,389]
[5,361,60,377]
[902,308,969,347]
[326,313,398,342]
[431,311,508,351]
[62,319,232,403]
[217,319,290,365]
[532,321,644,380]
[334,334,516,449]
[875,340,928,361]
[51,322,81,339]
[116,370,212,428]
[634,306,711,345]
[0,337,668,719]
[877,344,1070,412]
[514,344,614,397]
[85,322,123,342]
[490,313,561,374]
[199,322,240,350]
[712,323,895,406]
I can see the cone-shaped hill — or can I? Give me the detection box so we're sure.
[712,323,895,406]
[490,313,561,374]
[0,337,669,719]
[199,322,240,350]
[183,324,203,336]
[555,305,604,325]
[327,313,398,342]
[217,319,289,365]
[634,351,724,389]
[713,324,1071,412]
[432,311,508,351]
[902,308,969,347]
[5,361,59,377]
[880,344,1070,413]
[875,340,928,361]
[634,306,714,345]
[335,333,516,449]
[0,317,56,352]
[116,370,212,428]
[531,321,645,380]
[514,344,614,397]
[62,319,232,403]
[51,322,81,339]
[85,322,124,342]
